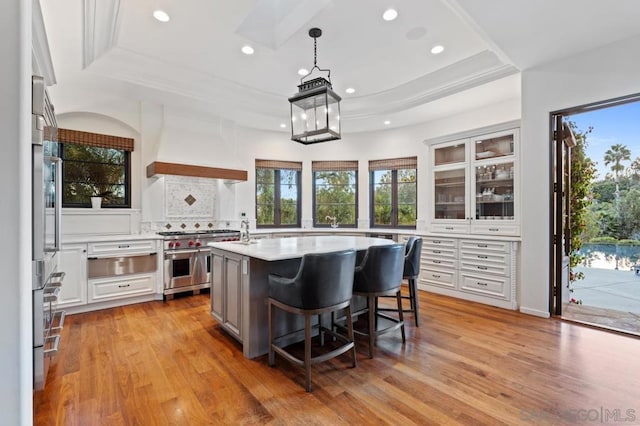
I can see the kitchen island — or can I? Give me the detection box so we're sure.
[207,235,395,358]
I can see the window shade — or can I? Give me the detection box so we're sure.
[255,159,303,171]
[312,160,358,172]
[58,128,135,152]
[368,156,417,171]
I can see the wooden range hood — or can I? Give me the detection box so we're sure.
[146,161,247,182]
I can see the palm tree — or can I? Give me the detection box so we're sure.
[603,144,631,181]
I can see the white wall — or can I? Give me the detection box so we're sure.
[520,34,640,317]
[1,0,32,424]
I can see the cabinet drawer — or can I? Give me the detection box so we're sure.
[460,261,508,277]
[460,251,508,265]
[460,240,510,253]
[422,237,457,249]
[471,223,519,236]
[422,247,456,260]
[420,269,455,289]
[88,240,157,256]
[460,274,509,299]
[430,223,468,234]
[422,257,456,270]
[88,273,155,302]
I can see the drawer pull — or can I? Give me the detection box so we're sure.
[433,240,441,244]
[477,266,488,270]
[489,228,499,232]
[477,282,488,286]
[433,250,441,254]
[118,244,131,248]
[433,260,441,264]
[432,274,441,278]
[445,227,454,230]
[118,284,131,288]
[477,244,488,248]
[478,255,488,259]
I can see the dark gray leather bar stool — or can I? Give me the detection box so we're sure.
[267,249,357,392]
[379,237,423,327]
[351,244,406,358]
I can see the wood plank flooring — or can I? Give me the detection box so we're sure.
[34,290,640,425]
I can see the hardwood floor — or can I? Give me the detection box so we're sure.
[35,290,640,425]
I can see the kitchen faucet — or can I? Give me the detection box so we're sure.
[241,219,250,242]
[325,215,338,228]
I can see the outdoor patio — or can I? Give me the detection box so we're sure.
[564,265,640,335]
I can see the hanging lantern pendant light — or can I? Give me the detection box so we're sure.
[289,28,342,144]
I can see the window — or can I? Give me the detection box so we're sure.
[370,157,417,228]
[313,161,358,227]
[58,128,133,208]
[255,159,302,227]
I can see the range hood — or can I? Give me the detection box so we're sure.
[146,161,247,183]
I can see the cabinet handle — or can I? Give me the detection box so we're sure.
[478,255,488,259]
[432,274,441,278]
[488,228,499,232]
[445,227,454,230]
[118,284,131,288]
[433,260,441,264]
[477,244,488,248]
[433,240,441,244]
[433,250,441,254]
[476,282,488,286]
[477,266,488,270]
[118,245,130,248]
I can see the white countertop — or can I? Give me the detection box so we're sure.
[208,235,396,261]
[62,233,163,244]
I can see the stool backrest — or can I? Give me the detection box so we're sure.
[354,244,405,293]
[298,249,357,308]
[404,237,422,278]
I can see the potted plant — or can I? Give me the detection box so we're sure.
[90,190,112,209]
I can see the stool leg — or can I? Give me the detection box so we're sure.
[345,305,357,367]
[368,295,375,358]
[268,300,275,366]
[319,314,324,346]
[411,278,419,327]
[304,314,312,392]
[396,290,406,343]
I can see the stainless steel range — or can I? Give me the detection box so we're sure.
[159,230,240,298]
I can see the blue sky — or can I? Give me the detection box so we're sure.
[569,101,640,180]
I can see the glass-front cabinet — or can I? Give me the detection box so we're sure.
[429,128,519,236]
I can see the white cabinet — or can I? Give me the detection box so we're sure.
[60,238,160,313]
[88,273,155,302]
[58,243,88,308]
[429,128,520,236]
[419,236,518,310]
[211,249,243,341]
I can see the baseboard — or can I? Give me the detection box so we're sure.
[519,306,550,318]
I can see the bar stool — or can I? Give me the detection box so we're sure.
[267,249,357,392]
[378,237,422,326]
[351,244,406,358]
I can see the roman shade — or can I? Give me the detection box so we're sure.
[368,156,417,171]
[58,128,135,151]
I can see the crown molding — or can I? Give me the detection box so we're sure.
[83,0,121,68]
[84,46,517,132]
[32,0,56,85]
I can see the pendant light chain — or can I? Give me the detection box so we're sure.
[313,36,318,68]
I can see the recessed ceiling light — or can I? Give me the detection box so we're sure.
[298,68,309,76]
[153,10,170,22]
[241,45,255,55]
[280,123,286,128]
[382,9,398,21]
[345,87,355,94]
[431,45,445,55]
[384,120,391,125]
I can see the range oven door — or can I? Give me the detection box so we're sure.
[164,249,211,290]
